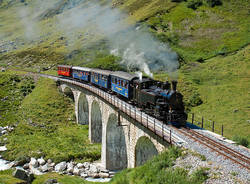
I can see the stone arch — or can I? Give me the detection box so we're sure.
[106,113,127,170]
[78,93,89,125]
[63,87,74,102]
[135,136,158,167]
[90,100,102,143]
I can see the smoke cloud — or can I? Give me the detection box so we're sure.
[14,0,179,78]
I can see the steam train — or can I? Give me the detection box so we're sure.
[58,65,187,126]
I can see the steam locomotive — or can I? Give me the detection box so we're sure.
[58,65,187,126]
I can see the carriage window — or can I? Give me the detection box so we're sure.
[121,80,124,87]
[115,78,117,84]
[125,82,128,89]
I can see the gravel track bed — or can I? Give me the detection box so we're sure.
[172,125,250,184]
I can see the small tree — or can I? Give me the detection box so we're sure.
[187,0,203,10]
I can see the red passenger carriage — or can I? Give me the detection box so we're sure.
[58,65,72,77]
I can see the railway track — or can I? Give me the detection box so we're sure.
[11,69,250,171]
[172,126,250,171]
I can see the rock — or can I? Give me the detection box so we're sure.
[89,164,98,173]
[47,166,54,172]
[233,109,239,113]
[1,68,5,72]
[23,163,29,170]
[99,172,110,178]
[49,162,55,167]
[67,162,74,173]
[30,166,43,175]
[44,179,58,184]
[40,163,49,172]
[0,145,7,151]
[1,130,7,135]
[38,158,46,166]
[73,167,80,176]
[29,158,38,168]
[47,159,53,164]
[55,162,67,172]
[80,172,88,178]
[88,172,99,178]
[83,162,90,169]
[77,163,84,169]
[100,168,109,173]
[13,169,34,183]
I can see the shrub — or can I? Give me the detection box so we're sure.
[171,0,186,2]
[189,92,203,107]
[191,167,209,182]
[187,0,203,10]
[206,0,222,7]
[233,135,249,148]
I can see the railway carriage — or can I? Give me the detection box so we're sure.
[90,69,112,89]
[72,66,91,82]
[58,65,72,77]
[110,71,138,99]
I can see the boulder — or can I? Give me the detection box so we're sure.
[73,167,80,176]
[29,158,38,168]
[47,159,53,164]
[44,179,58,184]
[80,172,88,178]
[40,163,49,172]
[13,169,34,183]
[99,172,110,178]
[55,162,67,172]
[83,162,90,169]
[89,164,98,173]
[88,172,99,178]
[38,158,46,166]
[23,163,29,170]
[67,162,74,173]
[30,166,43,175]
[76,163,84,169]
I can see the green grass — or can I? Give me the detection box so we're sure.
[0,169,25,184]
[1,77,101,163]
[110,147,208,184]
[180,45,250,142]
[0,70,35,126]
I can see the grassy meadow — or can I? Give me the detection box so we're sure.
[0,71,101,164]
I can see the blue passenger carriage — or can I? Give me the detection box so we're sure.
[110,71,138,99]
[72,66,91,82]
[90,69,112,89]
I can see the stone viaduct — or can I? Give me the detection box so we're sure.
[59,81,169,171]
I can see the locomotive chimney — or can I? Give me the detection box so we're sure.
[171,80,177,91]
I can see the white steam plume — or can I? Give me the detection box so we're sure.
[13,0,179,78]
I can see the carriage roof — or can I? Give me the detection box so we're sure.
[72,66,92,72]
[90,69,113,76]
[58,65,72,68]
[111,71,138,81]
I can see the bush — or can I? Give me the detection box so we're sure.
[206,0,222,7]
[189,92,203,107]
[187,0,203,10]
[233,135,249,148]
